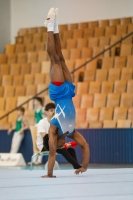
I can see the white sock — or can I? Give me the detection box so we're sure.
[54,20,59,34]
[47,19,54,32]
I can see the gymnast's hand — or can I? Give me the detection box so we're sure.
[74,167,87,175]
[41,175,56,178]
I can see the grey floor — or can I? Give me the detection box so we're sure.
[0,165,133,200]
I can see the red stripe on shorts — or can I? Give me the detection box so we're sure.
[52,82,64,86]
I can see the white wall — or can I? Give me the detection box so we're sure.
[0,0,11,53]
[9,0,133,43]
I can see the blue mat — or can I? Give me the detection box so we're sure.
[0,168,133,200]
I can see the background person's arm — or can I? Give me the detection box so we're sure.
[8,127,13,135]
[7,123,15,135]
[20,118,29,134]
[41,132,46,138]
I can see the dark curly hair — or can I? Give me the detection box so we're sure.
[45,103,55,111]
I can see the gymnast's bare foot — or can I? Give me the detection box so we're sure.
[74,167,87,175]
[41,175,56,178]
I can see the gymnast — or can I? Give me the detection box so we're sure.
[42,8,90,178]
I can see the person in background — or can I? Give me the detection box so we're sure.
[37,103,81,169]
[36,103,55,153]
[32,97,46,164]
[8,107,29,153]
[33,97,44,124]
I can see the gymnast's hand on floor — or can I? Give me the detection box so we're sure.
[74,167,87,175]
[41,175,56,178]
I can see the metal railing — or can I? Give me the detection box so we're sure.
[0,31,133,121]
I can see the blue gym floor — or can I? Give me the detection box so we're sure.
[0,164,133,200]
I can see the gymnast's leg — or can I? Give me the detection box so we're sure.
[54,8,73,83]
